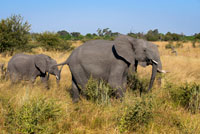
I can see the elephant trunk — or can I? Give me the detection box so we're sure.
[55,65,64,85]
[147,62,157,91]
[58,65,64,80]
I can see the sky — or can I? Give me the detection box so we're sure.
[0,0,200,35]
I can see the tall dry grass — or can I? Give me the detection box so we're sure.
[0,41,200,133]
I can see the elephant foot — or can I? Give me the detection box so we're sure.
[115,89,124,101]
[72,97,80,103]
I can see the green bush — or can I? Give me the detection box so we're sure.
[192,40,196,48]
[0,14,31,52]
[36,32,72,51]
[118,95,154,133]
[83,77,116,104]
[165,41,174,49]
[127,73,149,93]
[145,29,160,41]
[164,32,181,41]
[175,42,184,48]
[4,97,62,134]
[166,82,200,114]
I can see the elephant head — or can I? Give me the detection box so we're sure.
[35,54,62,81]
[138,43,166,73]
[114,35,161,91]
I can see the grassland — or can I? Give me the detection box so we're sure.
[0,41,200,134]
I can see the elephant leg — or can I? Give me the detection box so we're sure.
[10,73,19,83]
[108,65,128,99]
[40,75,49,89]
[157,74,162,87]
[71,75,81,103]
[108,76,124,99]
[122,75,127,93]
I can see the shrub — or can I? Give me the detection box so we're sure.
[4,97,62,134]
[127,73,149,93]
[166,82,200,114]
[164,32,181,41]
[118,95,154,133]
[71,32,84,40]
[57,30,71,40]
[175,42,184,48]
[83,77,115,104]
[36,32,72,51]
[192,40,196,48]
[194,33,200,40]
[165,41,174,49]
[145,29,160,41]
[0,14,31,52]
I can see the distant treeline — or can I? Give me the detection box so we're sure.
[51,28,200,42]
[0,14,200,53]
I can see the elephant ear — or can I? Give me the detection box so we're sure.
[35,56,47,74]
[114,35,135,64]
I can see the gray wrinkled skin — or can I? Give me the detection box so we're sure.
[138,43,162,72]
[56,35,158,102]
[7,53,61,86]
[130,42,163,86]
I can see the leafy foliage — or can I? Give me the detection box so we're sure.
[83,76,116,104]
[194,33,200,40]
[145,29,162,41]
[118,95,154,133]
[175,42,184,48]
[4,97,62,134]
[166,82,200,114]
[165,41,174,49]
[0,14,31,52]
[127,73,149,93]
[36,32,73,51]
[57,30,71,40]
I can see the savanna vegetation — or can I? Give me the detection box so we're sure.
[1,14,200,134]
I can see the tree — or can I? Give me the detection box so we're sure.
[145,29,160,41]
[0,14,31,52]
[57,30,71,40]
[194,33,200,40]
[97,28,113,37]
[71,32,81,38]
[164,32,181,41]
[57,30,70,36]
[71,32,83,40]
[97,28,103,36]
[36,32,72,51]
[85,33,93,39]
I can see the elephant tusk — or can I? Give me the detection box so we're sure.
[157,68,167,73]
[56,75,59,80]
[152,60,158,65]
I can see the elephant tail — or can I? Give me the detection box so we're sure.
[54,60,68,67]
[52,59,69,79]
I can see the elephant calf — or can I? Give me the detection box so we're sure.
[7,53,62,87]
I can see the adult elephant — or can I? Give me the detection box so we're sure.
[55,35,159,102]
[7,53,62,87]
